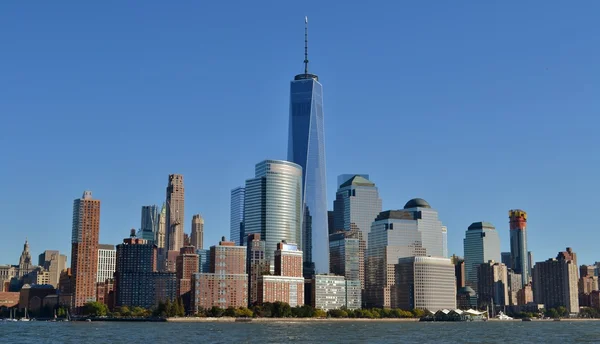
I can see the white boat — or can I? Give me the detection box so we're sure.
[495,311,513,320]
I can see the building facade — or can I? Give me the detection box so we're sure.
[247,234,269,306]
[509,210,529,287]
[501,252,512,269]
[97,244,116,283]
[140,205,160,243]
[396,256,456,311]
[287,21,328,276]
[38,250,67,288]
[329,230,363,288]
[197,249,210,274]
[463,222,501,288]
[257,241,305,307]
[230,187,245,246]
[176,246,199,312]
[532,249,579,314]
[312,274,346,311]
[244,160,302,265]
[477,261,509,308]
[71,191,101,311]
[191,214,204,251]
[166,174,185,271]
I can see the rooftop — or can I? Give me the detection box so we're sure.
[339,175,375,188]
[404,198,431,209]
[468,222,496,230]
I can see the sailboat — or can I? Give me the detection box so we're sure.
[19,308,30,321]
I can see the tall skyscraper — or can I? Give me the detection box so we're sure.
[396,257,456,311]
[329,230,363,288]
[71,191,101,311]
[230,187,245,246]
[463,222,501,288]
[191,214,204,251]
[337,174,369,189]
[156,203,167,250]
[509,209,529,287]
[166,174,185,271]
[287,18,328,275]
[97,244,116,283]
[332,175,382,248]
[451,254,466,290]
[244,160,302,265]
[140,205,160,243]
[533,249,579,314]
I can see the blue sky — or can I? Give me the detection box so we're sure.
[1,1,599,266]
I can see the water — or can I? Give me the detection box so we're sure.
[1,321,599,343]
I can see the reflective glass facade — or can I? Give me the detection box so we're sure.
[244,160,302,264]
[463,222,501,288]
[288,75,328,274]
[140,205,159,243]
[230,187,245,245]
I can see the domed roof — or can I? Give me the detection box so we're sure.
[458,286,476,296]
[404,198,431,209]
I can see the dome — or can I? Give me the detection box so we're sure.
[404,198,431,209]
[458,286,476,296]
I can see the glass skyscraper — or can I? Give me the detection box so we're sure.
[463,222,501,288]
[244,160,302,264]
[140,205,159,243]
[287,18,328,275]
[230,187,245,246]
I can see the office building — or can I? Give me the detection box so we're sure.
[192,238,248,311]
[140,205,160,243]
[166,174,185,271]
[329,230,363,287]
[366,199,446,308]
[532,248,579,314]
[312,274,346,311]
[463,222,501,288]
[71,191,101,311]
[528,251,534,280]
[442,226,448,258]
[197,249,210,274]
[176,246,199,312]
[97,244,116,283]
[457,286,477,309]
[507,269,523,305]
[396,256,456,311]
[38,250,67,288]
[517,283,534,305]
[191,214,204,251]
[157,203,167,251]
[244,160,302,265]
[258,241,305,307]
[332,175,382,249]
[451,255,466,290]
[327,210,335,235]
[509,209,529,287]
[501,252,512,269]
[287,18,328,276]
[230,187,245,245]
[477,261,509,308]
[337,174,369,189]
[247,234,269,305]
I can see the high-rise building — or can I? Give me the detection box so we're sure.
[247,234,269,306]
[191,237,248,311]
[477,261,509,308]
[329,230,363,288]
[463,222,501,288]
[527,251,534,280]
[191,214,204,251]
[451,255,466,290]
[230,187,245,246]
[197,249,210,274]
[366,199,446,308]
[71,191,101,311]
[258,241,305,307]
[327,210,335,236]
[97,244,116,283]
[517,283,534,305]
[176,246,199,313]
[140,205,160,243]
[157,203,167,250]
[312,274,346,311]
[244,160,302,265]
[337,174,369,189]
[507,269,523,305]
[501,252,512,269]
[532,248,579,314]
[442,226,448,258]
[396,256,456,311]
[38,250,67,288]
[509,209,529,287]
[166,174,185,271]
[287,18,328,275]
[332,175,382,249]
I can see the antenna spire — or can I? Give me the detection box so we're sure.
[304,16,309,75]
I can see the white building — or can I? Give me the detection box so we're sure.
[396,256,456,311]
[97,244,116,283]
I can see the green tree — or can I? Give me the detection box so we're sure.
[224,306,237,317]
[556,306,568,317]
[273,302,292,317]
[546,308,559,319]
[119,306,131,317]
[236,307,253,318]
[328,309,348,318]
[411,309,426,318]
[82,302,108,317]
[313,309,327,318]
[208,306,224,317]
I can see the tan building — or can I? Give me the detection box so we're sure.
[191,214,204,251]
[477,261,509,308]
[156,203,167,268]
[191,238,247,311]
[517,283,534,305]
[166,174,185,271]
[58,268,73,307]
[258,241,304,307]
[532,248,579,314]
[176,246,199,312]
[38,250,67,288]
[70,191,101,312]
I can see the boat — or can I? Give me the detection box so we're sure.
[495,311,513,320]
[19,308,30,322]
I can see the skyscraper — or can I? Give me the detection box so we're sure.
[396,257,456,311]
[287,18,328,275]
[97,244,116,283]
[140,205,160,243]
[156,203,167,250]
[463,222,501,288]
[332,175,382,248]
[166,174,185,271]
[442,226,448,258]
[71,191,101,311]
[191,214,204,251]
[509,209,529,287]
[246,234,268,306]
[244,160,302,265]
[230,187,245,246]
[176,246,199,313]
[477,261,509,309]
[329,230,362,286]
[38,250,67,288]
[258,241,305,307]
[501,252,512,269]
[533,249,579,314]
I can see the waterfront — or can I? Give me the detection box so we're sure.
[2,321,600,343]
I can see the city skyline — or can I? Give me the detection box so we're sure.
[2,2,600,268]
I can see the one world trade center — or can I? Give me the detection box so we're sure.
[287,17,328,277]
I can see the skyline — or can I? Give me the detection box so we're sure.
[2,2,600,266]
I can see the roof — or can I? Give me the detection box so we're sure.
[339,175,374,188]
[403,198,431,209]
[468,222,496,230]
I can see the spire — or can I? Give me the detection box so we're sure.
[304,16,309,75]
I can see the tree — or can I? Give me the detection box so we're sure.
[328,309,348,318]
[224,306,237,317]
[556,306,568,317]
[176,298,185,317]
[546,308,559,319]
[313,309,327,318]
[273,302,292,318]
[208,306,224,317]
[236,307,254,318]
[119,306,131,317]
[411,309,426,318]
[82,302,108,317]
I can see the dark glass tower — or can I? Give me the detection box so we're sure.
[287,17,328,276]
[509,209,529,287]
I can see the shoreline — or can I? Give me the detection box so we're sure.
[166,317,421,323]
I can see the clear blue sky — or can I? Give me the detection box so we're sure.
[1,1,599,266]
